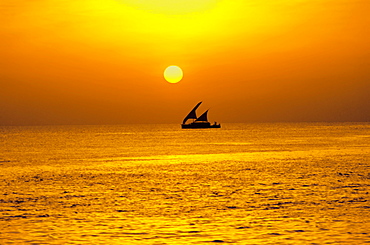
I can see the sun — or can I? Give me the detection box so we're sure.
[164,66,183,83]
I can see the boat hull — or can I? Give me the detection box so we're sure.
[181,122,221,129]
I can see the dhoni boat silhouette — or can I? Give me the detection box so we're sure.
[181,102,221,129]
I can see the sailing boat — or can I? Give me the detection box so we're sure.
[181,102,221,129]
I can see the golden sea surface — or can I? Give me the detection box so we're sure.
[0,123,369,244]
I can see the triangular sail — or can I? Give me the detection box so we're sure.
[195,110,208,122]
[182,102,202,124]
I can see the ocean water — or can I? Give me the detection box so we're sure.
[0,123,369,244]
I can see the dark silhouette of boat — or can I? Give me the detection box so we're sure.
[181,102,221,129]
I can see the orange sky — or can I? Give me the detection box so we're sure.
[1,0,369,125]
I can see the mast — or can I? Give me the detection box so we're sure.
[182,102,202,124]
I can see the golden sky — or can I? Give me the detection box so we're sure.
[1,0,369,125]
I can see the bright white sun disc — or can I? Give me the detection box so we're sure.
[164,65,183,83]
